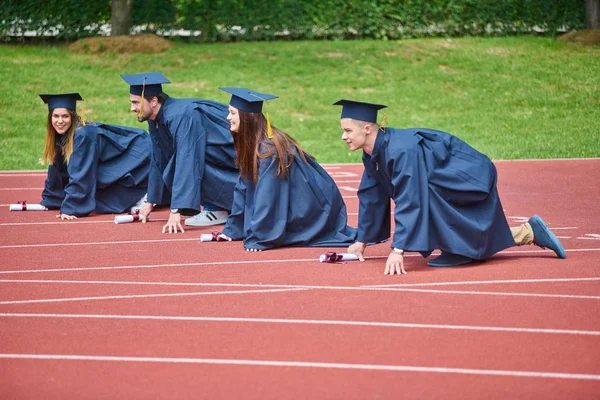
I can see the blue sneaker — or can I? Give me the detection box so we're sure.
[528,214,566,259]
[427,252,473,267]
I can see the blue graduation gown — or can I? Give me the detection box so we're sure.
[358,128,515,260]
[222,141,357,250]
[40,122,151,216]
[147,97,238,212]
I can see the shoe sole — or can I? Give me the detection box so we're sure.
[530,215,566,259]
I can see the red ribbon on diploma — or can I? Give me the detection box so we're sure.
[18,200,27,210]
[212,231,227,242]
[322,252,344,263]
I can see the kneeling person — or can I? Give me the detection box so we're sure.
[39,93,150,219]
[121,72,238,233]
[335,100,566,275]
[218,88,357,251]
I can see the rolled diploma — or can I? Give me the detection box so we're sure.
[200,234,214,242]
[319,253,359,263]
[9,204,47,211]
[200,233,230,242]
[114,214,142,224]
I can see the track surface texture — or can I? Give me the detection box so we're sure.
[1,159,599,400]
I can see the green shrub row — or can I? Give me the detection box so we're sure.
[0,0,585,41]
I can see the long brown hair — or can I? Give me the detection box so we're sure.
[233,111,313,184]
[40,109,82,165]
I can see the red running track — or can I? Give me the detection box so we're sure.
[0,159,599,400]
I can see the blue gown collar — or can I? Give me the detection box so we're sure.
[369,128,388,164]
[155,97,172,124]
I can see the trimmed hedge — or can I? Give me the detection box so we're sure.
[1,0,586,42]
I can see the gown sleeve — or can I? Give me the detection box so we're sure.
[169,112,205,212]
[221,176,247,240]
[389,147,428,250]
[60,129,99,216]
[242,157,290,250]
[40,162,67,209]
[146,135,170,206]
[357,167,390,244]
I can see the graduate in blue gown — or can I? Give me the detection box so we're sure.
[215,87,357,251]
[121,72,239,234]
[335,100,566,275]
[39,93,150,219]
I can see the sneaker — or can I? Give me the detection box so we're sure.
[184,210,229,226]
[130,193,148,213]
[528,214,566,259]
[427,252,474,267]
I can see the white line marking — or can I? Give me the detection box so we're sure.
[1,248,599,275]
[366,277,600,288]
[0,219,168,227]
[370,288,600,300]
[1,313,599,336]
[0,354,598,380]
[3,276,600,290]
[0,288,309,305]
[338,186,358,192]
[0,238,199,249]
[0,173,46,176]
[0,188,42,191]
[0,280,596,303]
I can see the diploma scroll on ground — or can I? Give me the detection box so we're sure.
[9,203,48,211]
[114,214,147,224]
[319,252,359,263]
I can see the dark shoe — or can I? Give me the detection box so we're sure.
[528,214,566,259]
[427,252,474,267]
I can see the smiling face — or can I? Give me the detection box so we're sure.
[51,108,72,135]
[340,118,368,151]
[129,94,154,122]
[340,118,379,155]
[227,105,241,133]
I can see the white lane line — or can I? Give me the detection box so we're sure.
[1,248,600,275]
[0,288,309,305]
[3,276,600,291]
[370,288,600,300]
[0,280,596,303]
[366,277,600,288]
[0,257,367,274]
[0,354,598,380]
[2,313,599,336]
[0,238,199,249]
[0,173,46,176]
[0,188,42,191]
[0,219,168,227]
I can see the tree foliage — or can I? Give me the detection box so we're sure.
[1,0,586,42]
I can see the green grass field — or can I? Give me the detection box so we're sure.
[0,36,598,170]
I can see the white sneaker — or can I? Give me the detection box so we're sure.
[184,210,229,226]
[130,193,148,213]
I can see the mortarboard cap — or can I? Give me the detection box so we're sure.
[333,99,387,123]
[219,87,278,113]
[120,71,170,97]
[39,93,83,111]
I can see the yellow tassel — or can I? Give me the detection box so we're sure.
[378,111,387,131]
[78,105,88,126]
[266,112,273,139]
[139,77,146,117]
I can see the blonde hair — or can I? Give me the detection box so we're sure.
[41,109,82,165]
